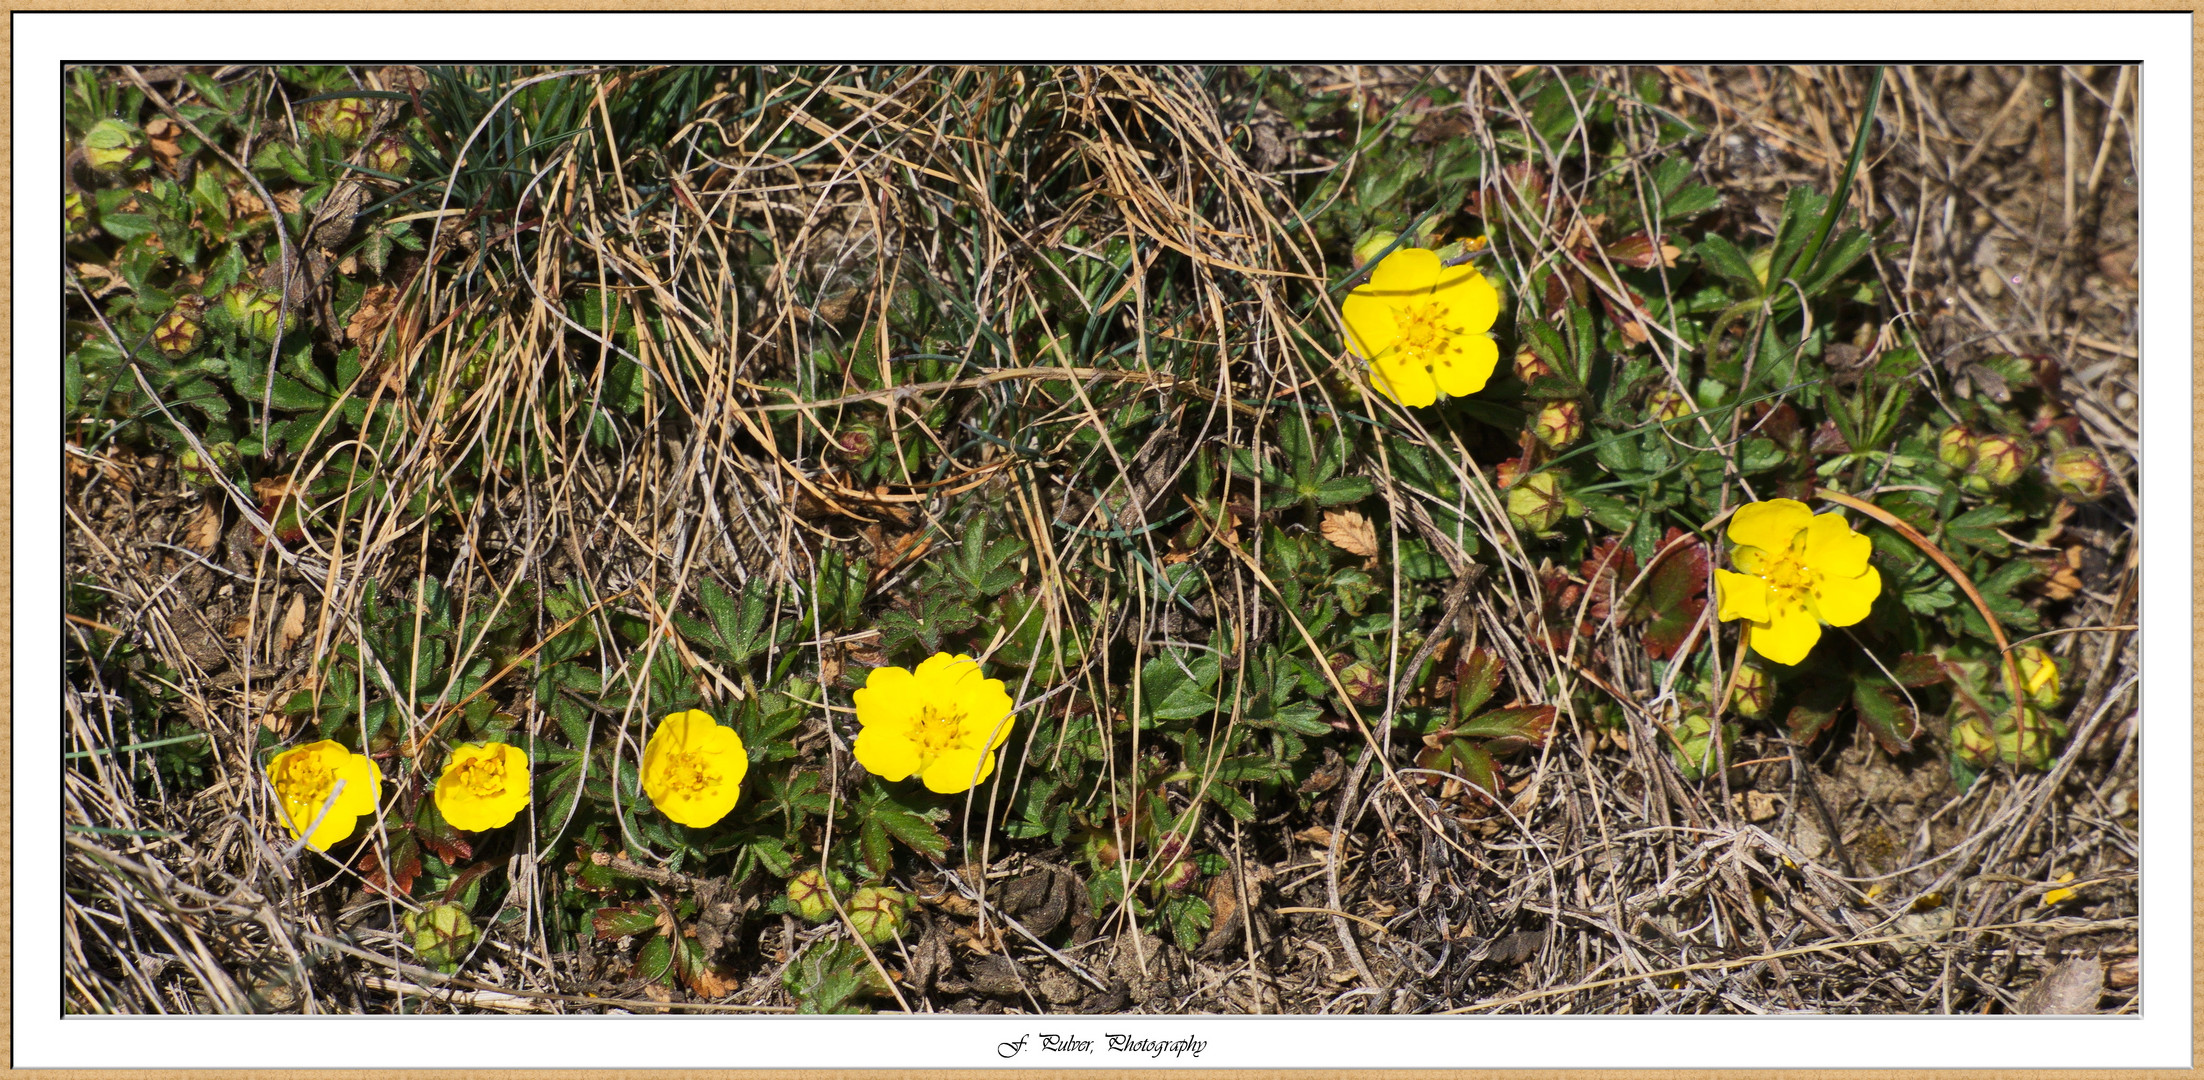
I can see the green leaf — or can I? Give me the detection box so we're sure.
[1141,650,1221,721]
[1850,679,1916,755]
[1945,505,2019,555]
[1313,476,1374,507]
[1694,234,1762,296]
[593,905,660,940]
[635,933,676,985]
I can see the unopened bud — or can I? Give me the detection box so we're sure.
[1160,860,1201,894]
[365,134,411,177]
[1954,714,1997,768]
[1965,433,2036,491]
[1336,659,1384,707]
[1729,664,1775,720]
[1351,230,1401,270]
[151,303,204,361]
[831,422,879,464]
[305,96,374,144]
[2014,646,2061,708]
[1936,426,1977,471]
[65,191,88,232]
[2046,447,2113,503]
[179,442,241,489]
[223,285,288,343]
[403,902,478,973]
[1506,471,1569,536]
[846,885,911,946]
[1996,706,2054,770]
[82,119,145,173]
[1647,389,1691,425]
[1513,349,1556,384]
[785,870,835,924]
[1533,400,1584,449]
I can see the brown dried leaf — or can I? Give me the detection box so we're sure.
[345,284,401,342]
[2015,958,2105,1014]
[145,115,184,172]
[278,592,307,654]
[1320,509,1379,559]
[184,503,223,553]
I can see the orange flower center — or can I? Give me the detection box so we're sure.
[660,749,724,797]
[1391,300,1455,370]
[452,753,511,798]
[910,705,967,759]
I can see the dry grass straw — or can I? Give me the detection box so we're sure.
[62,64,2139,1016]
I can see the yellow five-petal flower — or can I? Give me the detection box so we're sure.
[267,739,383,851]
[851,653,1016,794]
[1342,247,1502,408]
[1713,499,1882,665]
[643,709,750,828]
[434,742,531,832]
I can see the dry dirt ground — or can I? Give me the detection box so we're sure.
[62,65,2139,1017]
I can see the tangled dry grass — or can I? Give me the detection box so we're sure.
[62,64,2138,1018]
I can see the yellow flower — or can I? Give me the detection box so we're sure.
[642,709,750,828]
[1342,247,1502,408]
[433,742,531,832]
[1714,499,1883,666]
[851,653,1015,794]
[267,739,382,851]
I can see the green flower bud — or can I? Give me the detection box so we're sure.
[1351,230,1401,270]
[2014,646,2061,708]
[1953,713,1997,769]
[1505,471,1569,537]
[65,191,88,232]
[305,96,374,144]
[785,869,836,924]
[1996,706,2054,770]
[82,118,145,173]
[1728,664,1775,720]
[1533,400,1584,449]
[831,422,879,464]
[151,299,205,361]
[1647,389,1691,425]
[1965,433,2036,491]
[1336,659,1384,707]
[2046,447,2113,503]
[365,134,412,177]
[223,285,288,343]
[403,902,478,973]
[1935,426,1977,471]
[846,885,911,946]
[1512,349,1556,384]
[1160,859,1201,894]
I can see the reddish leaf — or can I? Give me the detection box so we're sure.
[1890,652,1949,688]
[1416,737,1502,804]
[360,831,422,898]
[1535,564,1591,650]
[1453,648,1506,720]
[443,860,498,904]
[1602,232,1679,269]
[415,799,473,864]
[1786,701,1843,745]
[1851,680,1917,755]
[1455,705,1557,753]
[1642,528,1708,660]
[594,904,660,940]
[1581,539,1642,624]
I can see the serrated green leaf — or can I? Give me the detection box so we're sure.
[1694,233,1762,296]
[1141,650,1221,721]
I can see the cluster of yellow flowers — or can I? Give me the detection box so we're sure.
[266,652,1016,849]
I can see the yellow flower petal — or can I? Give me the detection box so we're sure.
[1365,246,1440,295]
[853,725,920,782]
[920,746,995,794]
[1801,512,1872,578]
[435,742,531,832]
[853,665,919,729]
[1810,564,1881,627]
[1714,568,1772,624]
[1430,265,1500,335]
[1340,291,1399,361]
[1727,499,1813,552]
[1430,332,1499,397]
[1374,352,1437,407]
[1749,599,1822,666]
[1730,544,1772,576]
